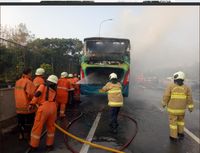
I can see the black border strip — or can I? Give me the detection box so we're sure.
[0,2,199,6]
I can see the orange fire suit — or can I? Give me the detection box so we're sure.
[33,76,45,88]
[30,84,57,148]
[15,74,36,114]
[73,77,80,102]
[15,74,36,138]
[56,78,72,117]
[162,83,194,138]
[67,78,76,104]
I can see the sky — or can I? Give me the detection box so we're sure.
[1,4,199,79]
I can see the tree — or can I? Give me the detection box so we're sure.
[40,63,54,78]
[11,23,34,45]
[28,38,83,75]
[0,23,83,84]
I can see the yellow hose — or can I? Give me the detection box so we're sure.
[54,123,125,153]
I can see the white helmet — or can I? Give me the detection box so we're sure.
[109,73,117,80]
[35,68,45,75]
[47,75,58,84]
[61,72,68,78]
[68,74,73,78]
[173,71,185,80]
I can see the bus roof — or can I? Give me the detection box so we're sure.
[84,37,130,44]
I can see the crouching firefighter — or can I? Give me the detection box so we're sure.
[162,71,194,141]
[99,73,123,133]
[28,75,58,151]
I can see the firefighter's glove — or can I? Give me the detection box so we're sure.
[99,89,104,93]
[28,104,35,111]
[188,108,193,113]
[162,105,166,108]
[161,101,166,108]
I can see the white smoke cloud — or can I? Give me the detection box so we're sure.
[108,6,199,76]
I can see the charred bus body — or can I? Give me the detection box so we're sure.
[80,37,130,97]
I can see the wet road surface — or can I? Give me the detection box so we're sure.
[1,85,199,153]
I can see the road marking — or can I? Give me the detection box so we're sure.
[184,127,200,144]
[158,107,200,144]
[80,112,102,153]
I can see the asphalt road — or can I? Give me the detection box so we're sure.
[50,83,199,153]
[125,84,200,153]
[1,84,199,153]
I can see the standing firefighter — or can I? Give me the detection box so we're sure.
[68,74,75,107]
[33,68,45,88]
[99,73,123,133]
[29,75,58,151]
[73,73,81,104]
[14,68,36,140]
[56,72,73,117]
[162,71,194,141]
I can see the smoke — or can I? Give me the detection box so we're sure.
[77,73,99,84]
[107,6,199,79]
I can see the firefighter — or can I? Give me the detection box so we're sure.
[67,74,75,107]
[99,73,123,133]
[56,72,73,117]
[33,68,45,88]
[28,75,58,151]
[14,68,36,140]
[68,73,74,83]
[73,73,81,104]
[162,71,194,141]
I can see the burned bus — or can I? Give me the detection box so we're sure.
[80,37,130,97]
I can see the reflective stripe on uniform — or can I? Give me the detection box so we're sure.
[188,104,194,109]
[107,89,121,94]
[108,101,123,107]
[16,107,28,111]
[170,124,177,130]
[177,121,185,126]
[171,93,186,99]
[57,86,68,90]
[31,133,40,139]
[34,83,40,86]
[167,108,185,114]
[15,86,25,90]
[47,133,54,137]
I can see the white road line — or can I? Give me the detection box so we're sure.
[80,112,102,153]
[184,127,200,144]
[158,107,200,144]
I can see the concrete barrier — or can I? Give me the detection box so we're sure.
[0,88,17,129]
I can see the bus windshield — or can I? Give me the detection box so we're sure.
[86,39,130,54]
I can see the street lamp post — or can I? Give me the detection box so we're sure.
[98,18,113,37]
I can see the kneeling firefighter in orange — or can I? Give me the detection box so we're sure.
[28,75,58,150]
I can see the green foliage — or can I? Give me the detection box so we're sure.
[0,23,83,85]
[40,63,54,77]
[15,61,25,78]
